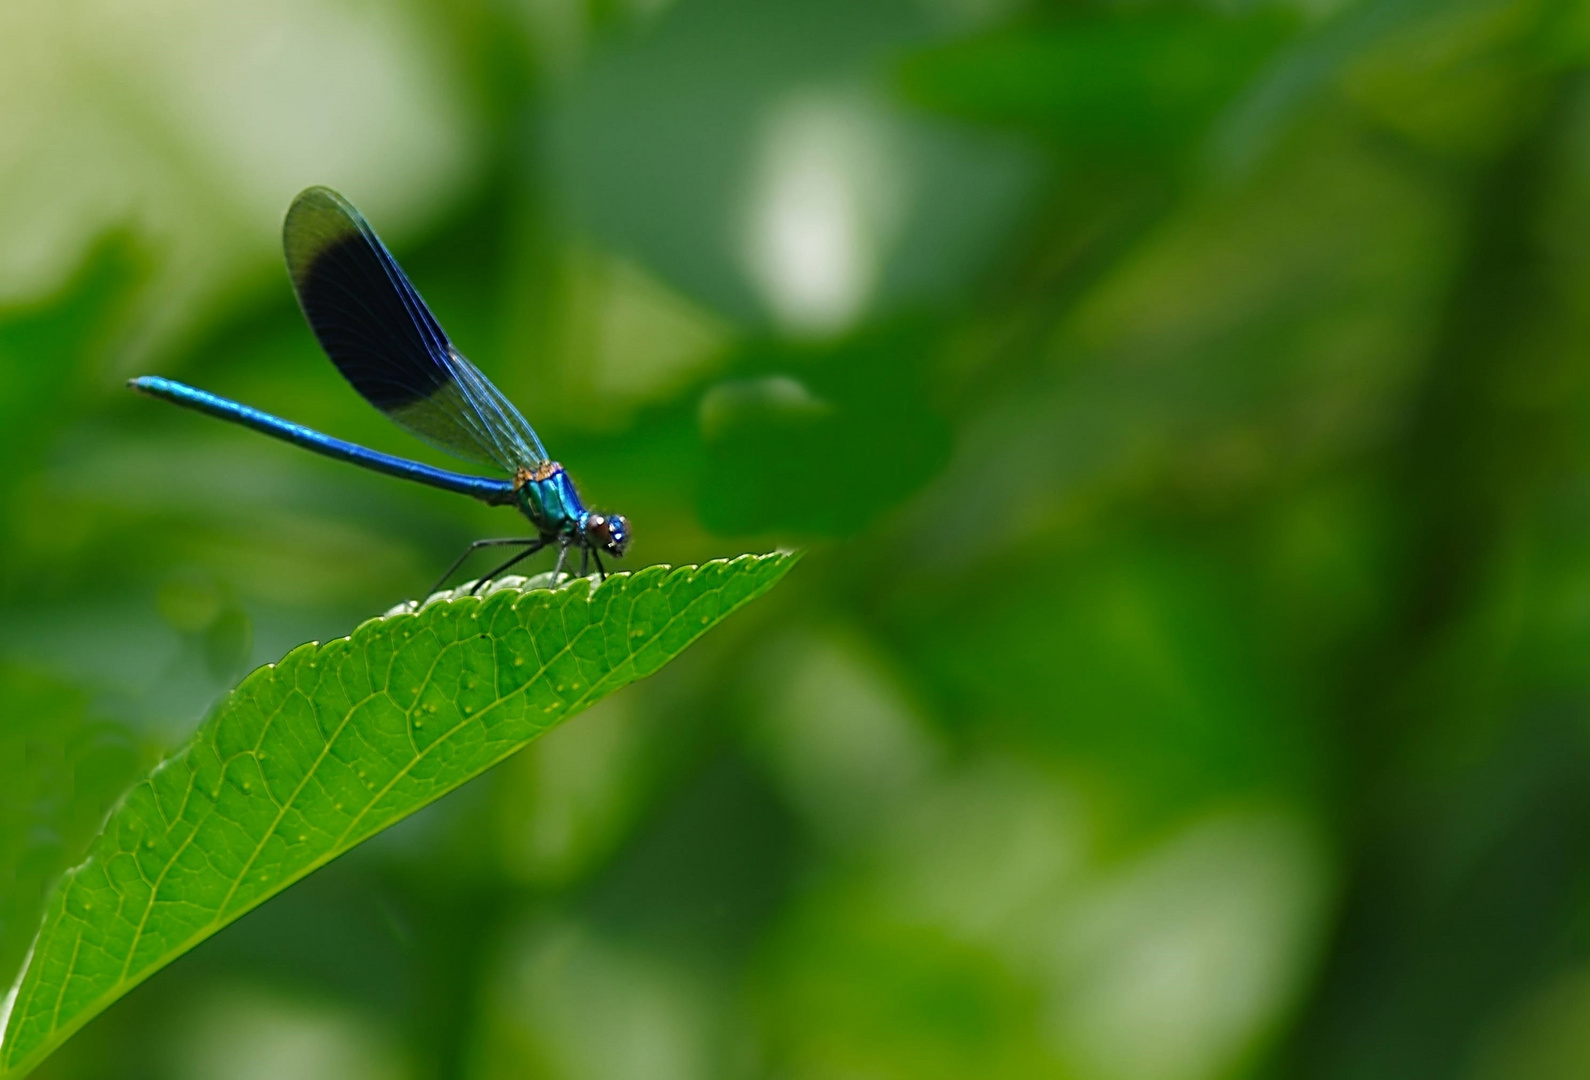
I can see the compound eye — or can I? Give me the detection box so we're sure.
[604,516,631,556]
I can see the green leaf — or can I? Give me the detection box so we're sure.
[0,553,796,1079]
[0,666,152,995]
[696,321,952,537]
[898,11,1296,157]
[0,235,143,525]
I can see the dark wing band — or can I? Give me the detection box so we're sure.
[282,187,547,471]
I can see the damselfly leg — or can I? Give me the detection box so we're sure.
[468,537,551,594]
[430,537,542,597]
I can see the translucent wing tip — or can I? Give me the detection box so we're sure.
[283,186,367,288]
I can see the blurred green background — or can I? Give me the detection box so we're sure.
[5,0,1590,1076]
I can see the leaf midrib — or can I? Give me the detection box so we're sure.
[57,577,691,1010]
[2,556,798,1079]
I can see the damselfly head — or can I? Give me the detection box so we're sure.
[584,513,630,557]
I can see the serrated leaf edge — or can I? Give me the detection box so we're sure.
[0,551,797,1079]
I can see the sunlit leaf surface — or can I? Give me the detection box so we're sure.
[0,554,795,1079]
